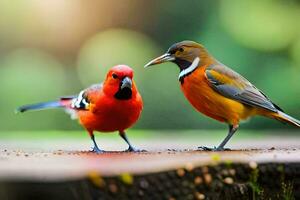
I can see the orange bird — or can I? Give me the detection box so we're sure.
[145,41,300,151]
[17,65,143,153]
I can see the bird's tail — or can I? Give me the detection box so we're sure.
[271,111,300,128]
[16,97,74,113]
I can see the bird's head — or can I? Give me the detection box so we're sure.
[104,65,135,100]
[145,41,215,80]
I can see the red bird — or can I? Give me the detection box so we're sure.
[17,65,143,153]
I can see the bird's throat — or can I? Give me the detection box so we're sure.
[177,57,200,84]
[175,58,192,71]
[114,87,132,100]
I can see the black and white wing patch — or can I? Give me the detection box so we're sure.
[71,90,90,110]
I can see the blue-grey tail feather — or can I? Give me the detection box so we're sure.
[277,111,300,127]
[16,101,62,113]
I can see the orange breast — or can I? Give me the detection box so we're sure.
[78,93,143,132]
[180,67,255,125]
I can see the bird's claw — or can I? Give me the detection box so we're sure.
[198,146,215,151]
[198,146,230,151]
[125,147,147,153]
[91,146,105,153]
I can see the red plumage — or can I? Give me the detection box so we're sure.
[78,65,142,133]
[18,65,143,153]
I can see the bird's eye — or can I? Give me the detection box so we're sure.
[179,47,184,52]
[112,74,118,79]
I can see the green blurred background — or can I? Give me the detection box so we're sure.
[1,0,300,131]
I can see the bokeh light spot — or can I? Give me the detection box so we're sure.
[77,28,160,86]
[220,0,299,51]
[0,48,67,130]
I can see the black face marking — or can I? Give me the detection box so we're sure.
[167,44,193,71]
[178,57,201,84]
[166,42,201,84]
[114,79,132,100]
[174,58,192,71]
[114,87,132,100]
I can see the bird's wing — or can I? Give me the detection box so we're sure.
[71,83,103,110]
[205,64,282,112]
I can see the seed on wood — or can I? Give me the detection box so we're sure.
[176,168,185,177]
[224,177,234,184]
[204,173,212,185]
[249,161,258,169]
[185,162,194,171]
[120,173,133,185]
[87,171,105,188]
[194,176,203,185]
[195,192,205,200]
[229,169,236,176]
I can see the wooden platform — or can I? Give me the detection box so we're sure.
[0,131,299,199]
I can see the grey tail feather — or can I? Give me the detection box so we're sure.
[16,101,63,113]
[278,111,300,128]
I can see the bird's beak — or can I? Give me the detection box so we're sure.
[121,77,132,90]
[144,53,175,68]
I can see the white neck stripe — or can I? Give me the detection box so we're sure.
[178,57,200,80]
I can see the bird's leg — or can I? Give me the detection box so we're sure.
[216,124,238,150]
[89,131,104,153]
[198,124,239,151]
[119,131,143,152]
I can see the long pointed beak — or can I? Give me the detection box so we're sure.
[121,77,132,90]
[144,53,175,68]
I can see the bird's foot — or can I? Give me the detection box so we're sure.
[198,146,215,151]
[91,146,105,153]
[125,146,147,153]
[198,146,230,151]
